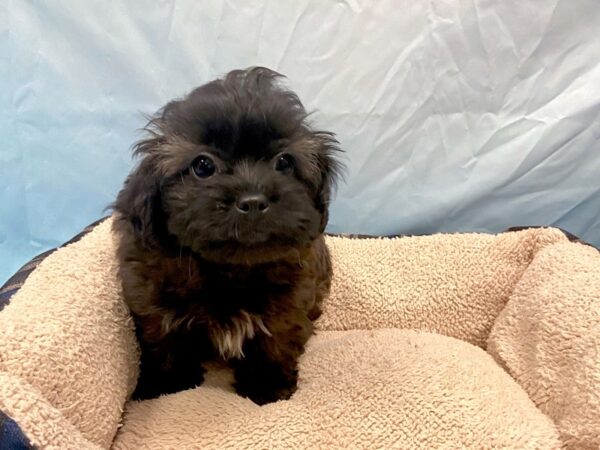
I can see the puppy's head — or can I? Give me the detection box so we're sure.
[115,67,343,264]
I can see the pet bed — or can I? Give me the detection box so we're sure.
[0,218,598,449]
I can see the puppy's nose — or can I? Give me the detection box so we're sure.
[235,193,269,215]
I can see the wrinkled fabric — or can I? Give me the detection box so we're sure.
[1,0,599,283]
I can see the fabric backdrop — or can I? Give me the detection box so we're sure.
[1,0,599,283]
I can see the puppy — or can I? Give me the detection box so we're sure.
[112,67,343,405]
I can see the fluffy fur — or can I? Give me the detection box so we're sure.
[112,67,343,405]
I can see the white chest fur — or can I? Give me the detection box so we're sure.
[209,311,271,359]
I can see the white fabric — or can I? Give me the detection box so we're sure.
[1,0,599,282]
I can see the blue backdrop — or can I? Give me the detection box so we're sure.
[1,0,599,283]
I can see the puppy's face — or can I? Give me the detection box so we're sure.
[116,68,342,264]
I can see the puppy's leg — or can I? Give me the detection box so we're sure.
[133,336,207,400]
[308,236,332,321]
[233,314,313,405]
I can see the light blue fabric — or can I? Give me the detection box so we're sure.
[1,0,599,283]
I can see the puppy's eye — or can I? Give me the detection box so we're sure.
[191,155,216,178]
[274,153,295,173]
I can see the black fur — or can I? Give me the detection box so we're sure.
[112,67,343,405]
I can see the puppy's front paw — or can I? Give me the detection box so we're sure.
[234,363,298,405]
[133,364,206,400]
[235,379,297,406]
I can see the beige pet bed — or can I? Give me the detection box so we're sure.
[0,218,598,449]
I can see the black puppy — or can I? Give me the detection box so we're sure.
[112,67,343,405]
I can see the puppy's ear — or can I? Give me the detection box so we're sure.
[313,132,344,233]
[114,137,167,248]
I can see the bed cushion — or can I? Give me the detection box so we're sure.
[113,329,560,449]
[0,219,138,449]
[0,217,598,449]
[318,228,567,346]
[489,241,600,448]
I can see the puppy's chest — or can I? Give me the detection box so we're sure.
[196,269,290,317]
[166,267,294,359]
